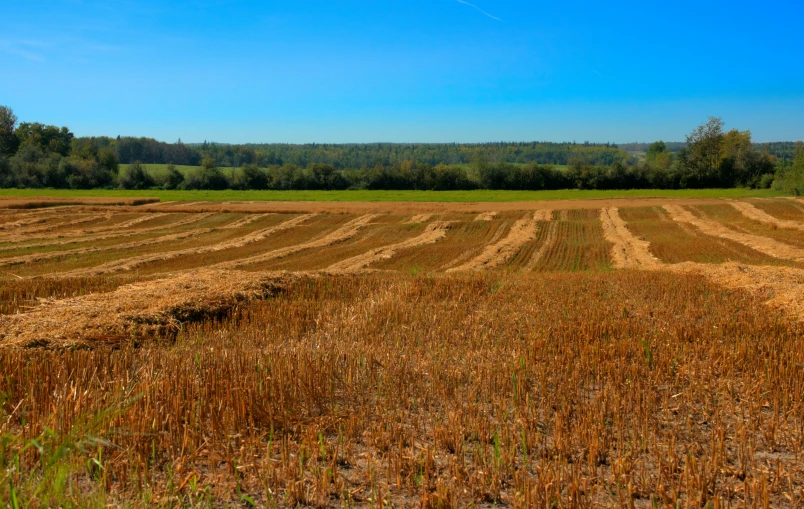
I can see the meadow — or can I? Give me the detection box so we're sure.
[1,195,803,507]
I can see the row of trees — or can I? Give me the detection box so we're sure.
[73,138,636,168]
[0,107,120,189]
[1,106,801,193]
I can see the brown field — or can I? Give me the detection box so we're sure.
[1,197,803,507]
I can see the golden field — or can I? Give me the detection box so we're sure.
[1,197,803,507]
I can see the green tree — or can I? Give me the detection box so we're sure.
[685,117,725,185]
[646,141,666,160]
[0,106,19,157]
[118,161,155,190]
[775,144,804,195]
[163,164,185,189]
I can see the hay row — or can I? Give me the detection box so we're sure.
[448,211,549,272]
[729,201,804,231]
[327,221,452,273]
[4,213,111,237]
[670,262,804,323]
[437,214,512,270]
[221,213,273,229]
[0,228,216,268]
[402,214,433,224]
[0,269,301,349]
[600,207,662,269]
[664,205,804,262]
[0,213,213,245]
[523,220,559,271]
[474,211,498,221]
[57,214,318,277]
[0,197,159,209]
[212,214,378,270]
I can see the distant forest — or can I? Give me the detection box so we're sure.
[620,141,798,160]
[0,105,802,194]
[102,139,634,168]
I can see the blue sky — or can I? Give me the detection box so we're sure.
[1,0,802,143]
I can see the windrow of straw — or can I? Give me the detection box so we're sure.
[600,207,662,269]
[212,214,378,270]
[12,213,113,236]
[57,214,317,277]
[448,211,549,272]
[730,200,804,231]
[522,219,558,270]
[670,261,804,322]
[327,221,453,272]
[0,197,160,209]
[0,228,217,268]
[0,213,214,247]
[402,214,433,224]
[473,211,498,221]
[664,204,804,262]
[0,269,301,349]
[220,213,273,229]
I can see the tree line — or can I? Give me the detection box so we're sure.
[0,106,802,194]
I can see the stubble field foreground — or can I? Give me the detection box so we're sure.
[1,196,803,507]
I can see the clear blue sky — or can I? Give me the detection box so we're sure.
[2,0,802,143]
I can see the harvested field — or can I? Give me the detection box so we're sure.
[327,220,453,272]
[731,200,804,231]
[664,204,804,262]
[618,206,789,265]
[448,210,549,271]
[600,207,660,269]
[373,213,517,272]
[699,203,804,248]
[528,209,612,272]
[474,211,498,221]
[2,197,804,507]
[402,213,433,224]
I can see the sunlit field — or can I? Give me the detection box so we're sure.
[1,196,803,507]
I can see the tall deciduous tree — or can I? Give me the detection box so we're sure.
[0,106,19,157]
[686,117,725,183]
